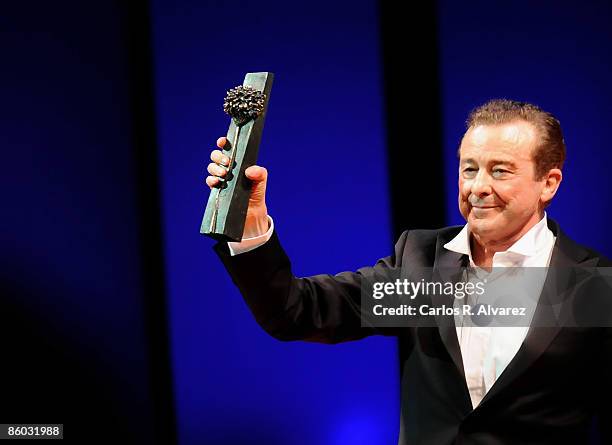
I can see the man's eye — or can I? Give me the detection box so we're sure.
[492,169,509,177]
[462,168,477,179]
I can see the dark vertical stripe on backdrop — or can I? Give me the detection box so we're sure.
[379,2,446,242]
[124,1,177,444]
[379,1,446,394]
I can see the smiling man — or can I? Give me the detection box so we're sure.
[457,103,563,268]
[208,99,612,444]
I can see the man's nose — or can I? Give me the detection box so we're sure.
[470,170,492,197]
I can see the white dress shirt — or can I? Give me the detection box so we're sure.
[227,215,275,256]
[443,213,556,408]
[227,213,556,409]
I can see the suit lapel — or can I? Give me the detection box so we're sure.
[476,218,595,408]
[432,231,470,394]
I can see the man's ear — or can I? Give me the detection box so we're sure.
[540,168,563,206]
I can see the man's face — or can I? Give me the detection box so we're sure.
[458,121,547,245]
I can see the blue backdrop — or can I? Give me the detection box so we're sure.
[439,0,612,258]
[150,1,398,444]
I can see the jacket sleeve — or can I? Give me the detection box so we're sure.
[214,229,409,344]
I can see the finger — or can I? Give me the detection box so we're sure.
[207,162,227,177]
[245,165,267,182]
[210,150,229,167]
[205,176,220,188]
[216,137,227,149]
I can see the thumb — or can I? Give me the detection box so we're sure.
[245,165,267,182]
[244,165,268,205]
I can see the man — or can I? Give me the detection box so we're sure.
[206,100,611,444]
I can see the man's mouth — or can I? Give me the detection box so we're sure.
[470,205,499,216]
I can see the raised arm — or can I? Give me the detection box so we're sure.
[206,137,407,343]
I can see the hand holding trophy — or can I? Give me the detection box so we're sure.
[201,72,274,241]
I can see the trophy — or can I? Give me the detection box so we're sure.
[201,72,274,241]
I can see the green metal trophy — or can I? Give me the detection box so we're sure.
[201,72,274,241]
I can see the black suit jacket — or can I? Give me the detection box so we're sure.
[215,218,612,444]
